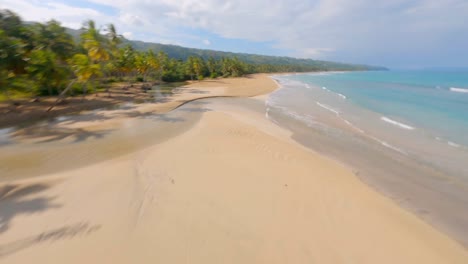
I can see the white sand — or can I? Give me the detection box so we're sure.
[0,75,467,263]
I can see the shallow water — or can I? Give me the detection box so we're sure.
[267,73,468,247]
[0,100,209,182]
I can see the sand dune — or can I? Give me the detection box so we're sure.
[0,75,467,263]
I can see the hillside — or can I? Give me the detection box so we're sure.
[65,28,386,71]
[127,39,387,71]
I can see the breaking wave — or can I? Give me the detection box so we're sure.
[381,117,415,130]
[450,87,468,93]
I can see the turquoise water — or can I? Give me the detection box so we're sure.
[267,71,468,178]
[267,72,468,245]
[286,71,468,146]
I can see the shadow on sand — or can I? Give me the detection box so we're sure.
[0,222,101,258]
[0,182,101,258]
[0,183,61,234]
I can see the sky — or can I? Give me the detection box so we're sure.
[2,0,468,69]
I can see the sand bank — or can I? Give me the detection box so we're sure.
[0,75,467,263]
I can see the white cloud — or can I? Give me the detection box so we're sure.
[122,31,133,39]
[203,39,211,45]
[119,13,144,26]
[0,0,109,29]
[300,48,335,58]
[3,0,468,67]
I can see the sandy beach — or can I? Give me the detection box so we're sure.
[0,74,467,263]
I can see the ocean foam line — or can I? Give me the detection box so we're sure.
[316,102,339,116]
[268,98,407,156]
[381,117,415,130]
[321,86,346,99]
[435,136,463,148]
[366,135,408,155]
[448,141,461,148]
[380,141,408,155]
[450,87,468,93]
[316,102,365,133]
[343,119,365,133]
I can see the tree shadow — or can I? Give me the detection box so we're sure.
[0,183,61,234]
[0,222,100,258]
[51,111,115,126]
[34,128,113,144]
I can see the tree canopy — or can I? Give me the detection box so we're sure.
[0,9,383,101]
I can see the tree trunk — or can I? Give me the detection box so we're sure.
[3,89,16,113]
[47,79,76,112]
[82,83,87,101]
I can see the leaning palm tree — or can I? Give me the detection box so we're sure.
[102,23,122,97]
[79,20,110,97]
[81,20,109,63]
[105,23,122,52]
[69,53,102,100]
[46,53,97,112]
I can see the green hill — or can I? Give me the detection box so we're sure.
[65,27,386,71]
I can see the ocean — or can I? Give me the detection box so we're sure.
[267,70,468,245]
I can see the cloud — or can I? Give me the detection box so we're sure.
[203,39,211,45]
[122,31,133,39]
[3,0,468,67]
[300,48,335,58]
[0,0,110,29]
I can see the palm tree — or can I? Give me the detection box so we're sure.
[103,23,122,97]
[105,23,122,53]
[26,49,69,96]
[79,20,109,96]
[68,53,102,100]
[81,20,109,63]
[135,51,149,82]
[185,56,196,80]
[157,51,168,82]
[33,20,75,62]
[207,57,218,78]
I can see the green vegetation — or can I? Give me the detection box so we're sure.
[1,9,385,103]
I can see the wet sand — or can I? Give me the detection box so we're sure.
[0,75,275,181]
[0,75,467,263]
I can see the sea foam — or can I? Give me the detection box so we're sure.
[450,87,468,93]
[381,117,415,130]
[320,86,346,99]
[448,141,461,148]
[316,102,339,116]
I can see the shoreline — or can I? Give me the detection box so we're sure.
[0,73,281,129]
[268,73,468,248]
[0,74,467,263]
[0,74,277,182]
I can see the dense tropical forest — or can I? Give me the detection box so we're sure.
[125,38,387,71]
[0,9,384,102]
